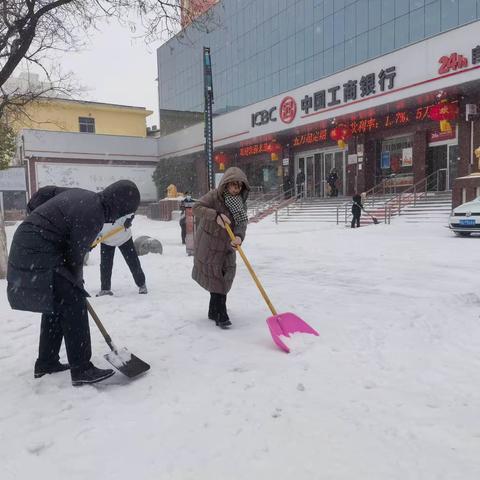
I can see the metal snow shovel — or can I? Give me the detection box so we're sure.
[364,210,379,224]
[354,202,379,224]
[224,223,318,353]
[86,300,150,378]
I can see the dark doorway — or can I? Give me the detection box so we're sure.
[426,145,447,190]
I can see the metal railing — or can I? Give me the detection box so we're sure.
[382,168,447,223]
[248,186,298,222]
[336,168,447,225]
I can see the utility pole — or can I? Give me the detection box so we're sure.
[203,47,214,191]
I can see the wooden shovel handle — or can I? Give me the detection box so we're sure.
[86,299,115,352]
[224,223,277,316]
[90,225,125,248]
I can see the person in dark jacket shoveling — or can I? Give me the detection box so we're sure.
[7,180,140,386]
[192,167,250,329]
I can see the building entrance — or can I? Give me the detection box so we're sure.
[426,143,459,190]
[295,150,345,197]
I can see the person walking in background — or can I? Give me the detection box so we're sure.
[327,168,338,197]
[192,167,250,329]
[7,180,140,386]
[179,192,193,245]
[351,193,364,228]
[296,168,305,197]
[96,213,147,296]
[179,206,187,245]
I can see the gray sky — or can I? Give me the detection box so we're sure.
[57,20,162,127]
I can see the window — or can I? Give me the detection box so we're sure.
[345,4,356,39]
[345,37,356,66]
[381,0,395,23]
[79,117,95,133]
[333,11,345,45]
[381,20,395,54]
[395,0,409,16]
[441,0,459,31]
[410,8,425,42]
[395,14,410,48]
[381,135,414,176]
[425,1,440,36]
[369,0,382,28]
[459,0,476,23]
[333,43,345,71]
[368,27,381,58]
[324,47,334,76]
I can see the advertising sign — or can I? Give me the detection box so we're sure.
[402,148,413,167]
[381,151,391,169]
[348,154,358,165]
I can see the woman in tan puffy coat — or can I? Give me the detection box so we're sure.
[192,167,250,329]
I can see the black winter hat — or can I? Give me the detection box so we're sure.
[100,180,140,222]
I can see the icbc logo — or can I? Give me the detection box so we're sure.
[279,96,297,124]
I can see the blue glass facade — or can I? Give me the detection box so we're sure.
[157,0,480,115]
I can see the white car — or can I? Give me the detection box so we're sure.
[449,197,480,236]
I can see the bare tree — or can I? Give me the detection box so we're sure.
[1,1,218,115]
[0,0,219,279]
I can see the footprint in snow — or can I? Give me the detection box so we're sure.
[272,408,282,418]
[26,440,53,455]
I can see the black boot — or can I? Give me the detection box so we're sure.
[71,362,115,386]
[215,294,232,329]
[34,360,70,378]
[208,293,219,320]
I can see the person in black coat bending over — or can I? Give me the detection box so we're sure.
[7,180,140,386]
[351,193,364,228]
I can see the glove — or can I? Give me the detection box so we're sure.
[231,236,242,247]
[124,214,134,229]
[216,213,231,228]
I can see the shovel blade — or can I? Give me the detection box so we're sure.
[266,312,319,353]
[105,347,150,378]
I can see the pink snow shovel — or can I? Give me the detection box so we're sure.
[224,223,318,353]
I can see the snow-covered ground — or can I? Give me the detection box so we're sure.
[1,215,479,480]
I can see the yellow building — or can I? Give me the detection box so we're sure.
[12,97,152,137]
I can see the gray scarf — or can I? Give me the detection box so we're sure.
[223,192,248,227]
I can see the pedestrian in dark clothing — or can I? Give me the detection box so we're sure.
[327,168,338,197]
[296,169,305,197]
[351,193,363,228]
[179,209,187,244]
[7,180,140,386]
[96,214,147,296]
[283,176,293,198]
[179,192,192,245]
[192,167,250,329]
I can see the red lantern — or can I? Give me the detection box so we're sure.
[214,152,228,171]
[428,99,459,133]
[269,142,282,161]
[330,124,352,149]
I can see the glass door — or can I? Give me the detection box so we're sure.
[323,151,345,196]
[305,155,315,197]
[296,150,345,197]
[296,154,318,198]
[314,153,323,196]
